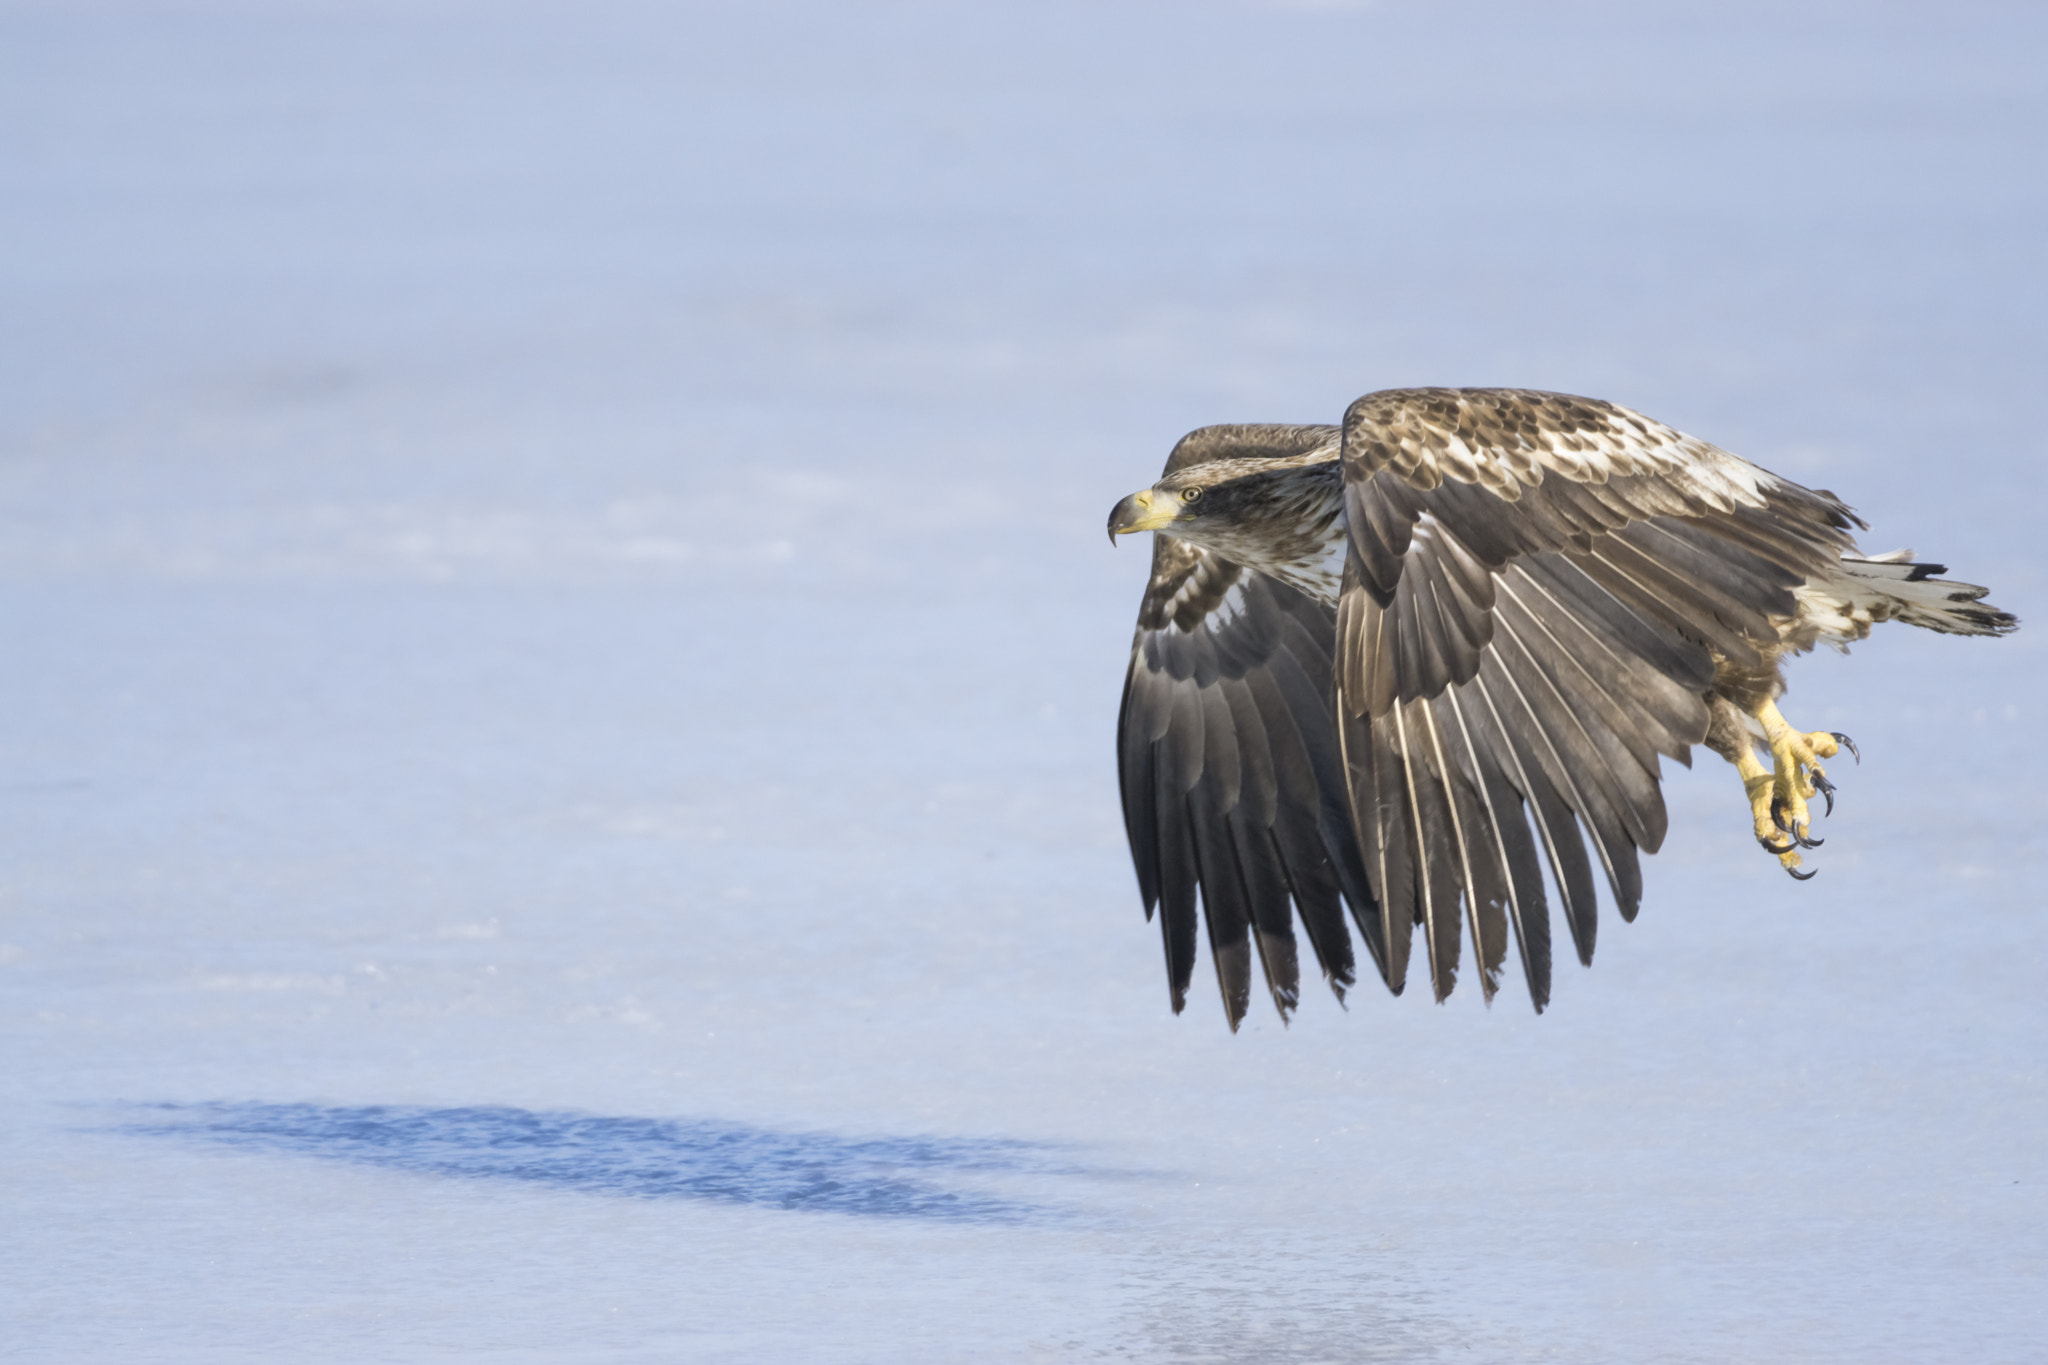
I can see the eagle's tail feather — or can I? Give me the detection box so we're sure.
[1835,552,2018,638]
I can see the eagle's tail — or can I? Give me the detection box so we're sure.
[1832,549,2019,637]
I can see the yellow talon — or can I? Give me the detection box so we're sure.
[1759,701,1835,827]
[1714,695,1851,877]
[1740,699,1849,877]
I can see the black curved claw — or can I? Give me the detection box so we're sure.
[1786,864,1818,881]
[1831,732,1860,764]
[1758,830,1797,856]
[1812,772,1836,818]
[1770,794,1793,834]
[1794,829,1824,849]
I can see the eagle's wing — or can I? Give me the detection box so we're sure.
[1117,531,1381,1029]
[1336,388,1863,1008]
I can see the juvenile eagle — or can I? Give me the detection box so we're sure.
[1107,388,2016,1026]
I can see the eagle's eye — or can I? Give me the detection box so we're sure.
[1179,487,1203,503]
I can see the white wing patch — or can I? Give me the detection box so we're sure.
[1198,579,1251,631]
[1262,535,1348,608]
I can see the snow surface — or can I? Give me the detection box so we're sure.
[4,2,2045,1361]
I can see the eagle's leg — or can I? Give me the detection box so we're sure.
[1728,741,1795,860]
[1706,695,1849,877]
[1752,698,1848,872]
[1706,696,1801,870]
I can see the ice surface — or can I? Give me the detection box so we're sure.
[3,2,2044,1361]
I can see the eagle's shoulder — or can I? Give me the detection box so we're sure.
[1340,387,1777,514]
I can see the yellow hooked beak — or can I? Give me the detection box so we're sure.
[1106,489,1182,544]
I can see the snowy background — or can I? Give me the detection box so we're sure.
[4,2,2045,1361]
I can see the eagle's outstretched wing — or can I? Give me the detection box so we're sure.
[1116,426,1380,1028]
[1335,389,1863,1007]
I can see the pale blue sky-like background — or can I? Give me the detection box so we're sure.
[3,3,2045,1361]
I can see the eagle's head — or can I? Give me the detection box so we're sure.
[1106,461,1280,546]
[1107,458,1341,555]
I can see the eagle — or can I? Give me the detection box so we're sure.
[1107,388,2016,1027]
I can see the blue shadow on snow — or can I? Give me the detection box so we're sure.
[110,1101,1087,1223]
